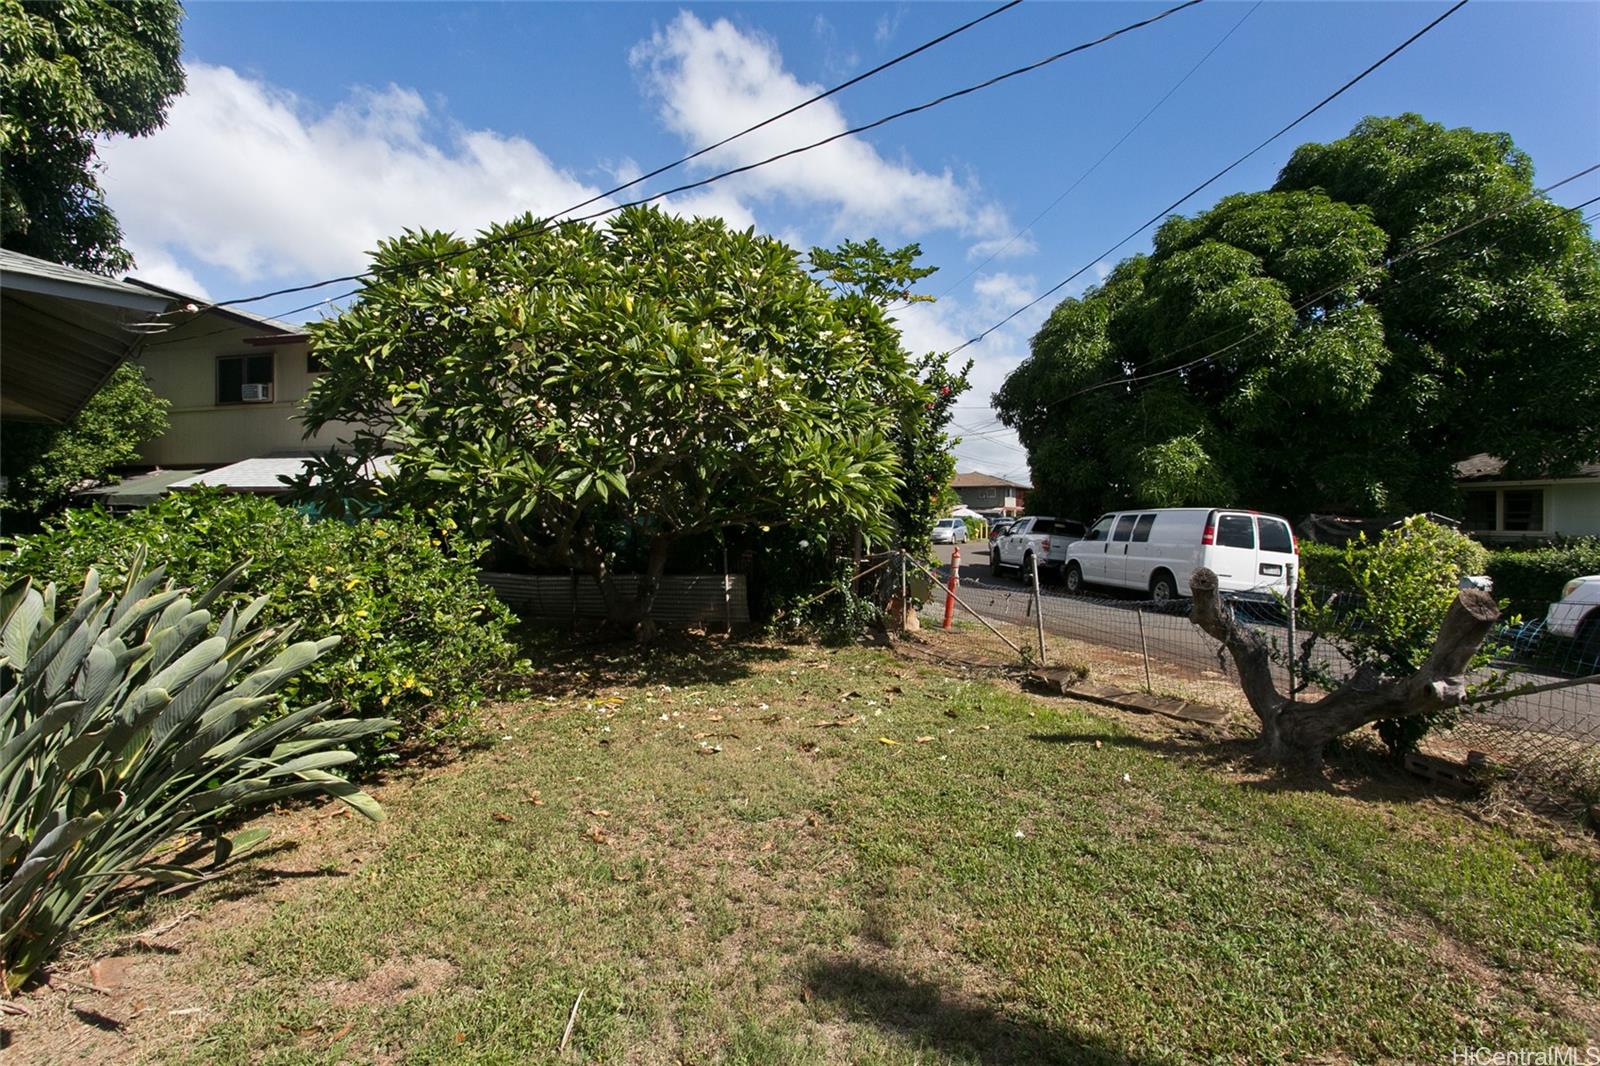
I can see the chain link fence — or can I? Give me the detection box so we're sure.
[898,548,1600,818]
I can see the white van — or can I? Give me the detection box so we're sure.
[1063,508,1298,602]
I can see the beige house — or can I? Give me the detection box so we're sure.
[1456,454,1600,542]
[950,470,1030,516]
[124,281,353,468]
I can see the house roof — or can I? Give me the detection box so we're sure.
[75,468,204,506]
[1454,453,1600,483]
[951,470,1031,491]
[1,249,174,423]
[169,455,394,493]
[122,278,307,339]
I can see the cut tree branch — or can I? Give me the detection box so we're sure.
[1188,567,1500,766]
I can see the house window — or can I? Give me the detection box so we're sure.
[1462,491,1497,532]
[216,354,274,404]
[1502,490,1544,532]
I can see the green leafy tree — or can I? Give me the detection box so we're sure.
[996,114,1600,521]
[1296,516,1497,756]
[807,239,970,551]
[0,362,169,526]
[297,207,920,628]
[1,0,185,272]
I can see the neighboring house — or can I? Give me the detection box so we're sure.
[122,280,354,468]
[1455,454,1600,542]
[950,471,1030,516]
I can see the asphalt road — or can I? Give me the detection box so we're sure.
[930,543,1599,743]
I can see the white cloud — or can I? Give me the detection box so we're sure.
[972,272,1036,314]
[99,63,615,285]
[629,13,1012,248]
[126,242,211,299]
[874,8,907,45]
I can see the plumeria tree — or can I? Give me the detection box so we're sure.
[298,208,931,630]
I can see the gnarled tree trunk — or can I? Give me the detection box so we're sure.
[1187,567,1500,766]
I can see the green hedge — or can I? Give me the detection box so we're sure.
[1484,540,1600,618]
[1298,525,1489,595]
[0,491,519,765]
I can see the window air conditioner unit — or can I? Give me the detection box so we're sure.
[240,383,273,402]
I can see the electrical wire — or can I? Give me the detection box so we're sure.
[178,0,1205,320]
[893,0,1261,312]
[945,0,1470,357]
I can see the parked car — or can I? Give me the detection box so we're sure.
[1063,508,1297,602]
[931,517,969,545]
[986,518,1015,546]
[991,516,1086,580]
[1545,575,1600,653]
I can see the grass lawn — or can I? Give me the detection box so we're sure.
[12,638,1599,1064]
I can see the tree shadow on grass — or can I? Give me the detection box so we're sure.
[803,957,1155,1065]
[1028,729,1452,807]
[509,624,790,698]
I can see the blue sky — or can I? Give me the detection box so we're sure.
[100,1,1600,480]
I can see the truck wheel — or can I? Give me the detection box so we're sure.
[1065,563,1084,595]
[990,552,1004,577]
[1150,570,1176,604]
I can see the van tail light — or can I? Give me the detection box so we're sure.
[1201,521,1215,546]
[1292,531,1299,554]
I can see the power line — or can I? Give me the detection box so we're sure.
[1056,171,1600,404]
[897,0,1261,312]
[183,0,1205,320]
[946,0,1470,357]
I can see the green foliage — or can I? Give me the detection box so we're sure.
[996,114,1600,521]
[297,208,920,620]
[772,557,884,646]
[0,553,391,991]
[1293,541,1351,591]
[1,492,517,761]
[0,363,170,526]
[1,0,185,272]
[807,237,969,553]
[1298,517,1498,756]
[1485,539,1600,617]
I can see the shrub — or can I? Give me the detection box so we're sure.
[1299,516,1501,756]
[1,555,390,991]
[1485,539,1600,618]
[0,363,169,527]
[0,491,518,763]
[1295,541,1351,590]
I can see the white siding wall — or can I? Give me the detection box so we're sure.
[133,318,354,467]
[1550,482,1600,537]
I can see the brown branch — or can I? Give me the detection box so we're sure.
[1187,567,1500,765]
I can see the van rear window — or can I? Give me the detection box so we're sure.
[1215,514,1255,549]
[1257,517,1293,553]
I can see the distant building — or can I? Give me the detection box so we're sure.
[1455,454,1600,541]
[950,470,1030,517]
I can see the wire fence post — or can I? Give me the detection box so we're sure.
[1285,560,1298,704]
[942,547,960,630]
[899,548,909,631]
[1030,551,1047,666]
[722,543,734,634]
[1136,607,1153,694]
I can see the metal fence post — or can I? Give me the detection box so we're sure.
[942,547,960,630]
[899,548,908,631]
[1136,608,1153,695]
[722,543,734,634]
[1029,551,1047,666]
[1285,560,1298,704]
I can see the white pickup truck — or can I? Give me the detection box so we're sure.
[990,516,1086,581]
